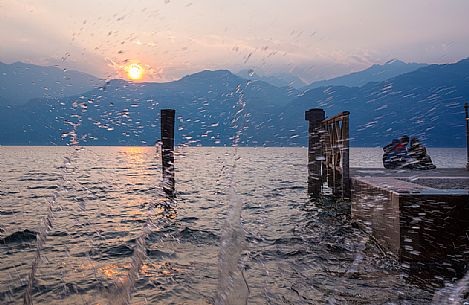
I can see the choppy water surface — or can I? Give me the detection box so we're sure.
[0,147,465,304]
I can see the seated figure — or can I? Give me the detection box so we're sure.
[383,139,399,169]
[382,136,410,169]
[408,137,436,170]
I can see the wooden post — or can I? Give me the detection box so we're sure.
[322,111,351,200]
[305,108,325,197]
[161,109,175,198]
[341,112,351,199]
[321,125,330,186]
[332,121,342,195]
[465,102,469,171]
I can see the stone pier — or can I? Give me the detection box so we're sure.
[351,168,469,282]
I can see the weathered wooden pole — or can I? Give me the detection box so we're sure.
[305,108,325,197]
[341,111,351,199]
[161,109,175,198]
[465,102,469,170]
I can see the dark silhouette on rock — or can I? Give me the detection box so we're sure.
[1,229,38,243]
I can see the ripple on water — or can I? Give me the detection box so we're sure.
[0,147,448,304]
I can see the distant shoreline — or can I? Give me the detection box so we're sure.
[0,145,466,149]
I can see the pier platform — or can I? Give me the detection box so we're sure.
[350,168,469,282]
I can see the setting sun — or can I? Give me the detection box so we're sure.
[127,63,144,80]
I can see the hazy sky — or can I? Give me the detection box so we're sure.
[1,0,468,82]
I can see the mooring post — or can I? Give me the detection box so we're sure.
[161,109,176,198]
[465,102,469,170]
[305,108,325,197]
[341,111,351,199]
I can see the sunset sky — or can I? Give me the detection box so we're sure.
[1,0,468,82]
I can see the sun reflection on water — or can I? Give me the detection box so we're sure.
[96,261,179,281]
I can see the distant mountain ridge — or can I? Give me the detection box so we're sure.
[0,61,103,105]
[0,59,468,147]
[237,70,307,89]
[281,58,469,147]
[304,59,428,90]
[0,69,298,146]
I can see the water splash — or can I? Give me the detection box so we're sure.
[22,150,80,304]
[23,100,83,305]
[111,224,150,305]
[215,84,250,305]
[110,148,175,305]
[23,191,59,305]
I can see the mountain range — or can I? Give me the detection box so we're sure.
[0,61,103,105]
[0,59,467,147]
[303,59,428,90]
[237,70,307,89]
[279,59,469,147]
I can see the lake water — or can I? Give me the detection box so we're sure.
[0,146,466,304]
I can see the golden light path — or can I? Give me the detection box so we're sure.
[127,63,144,80]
